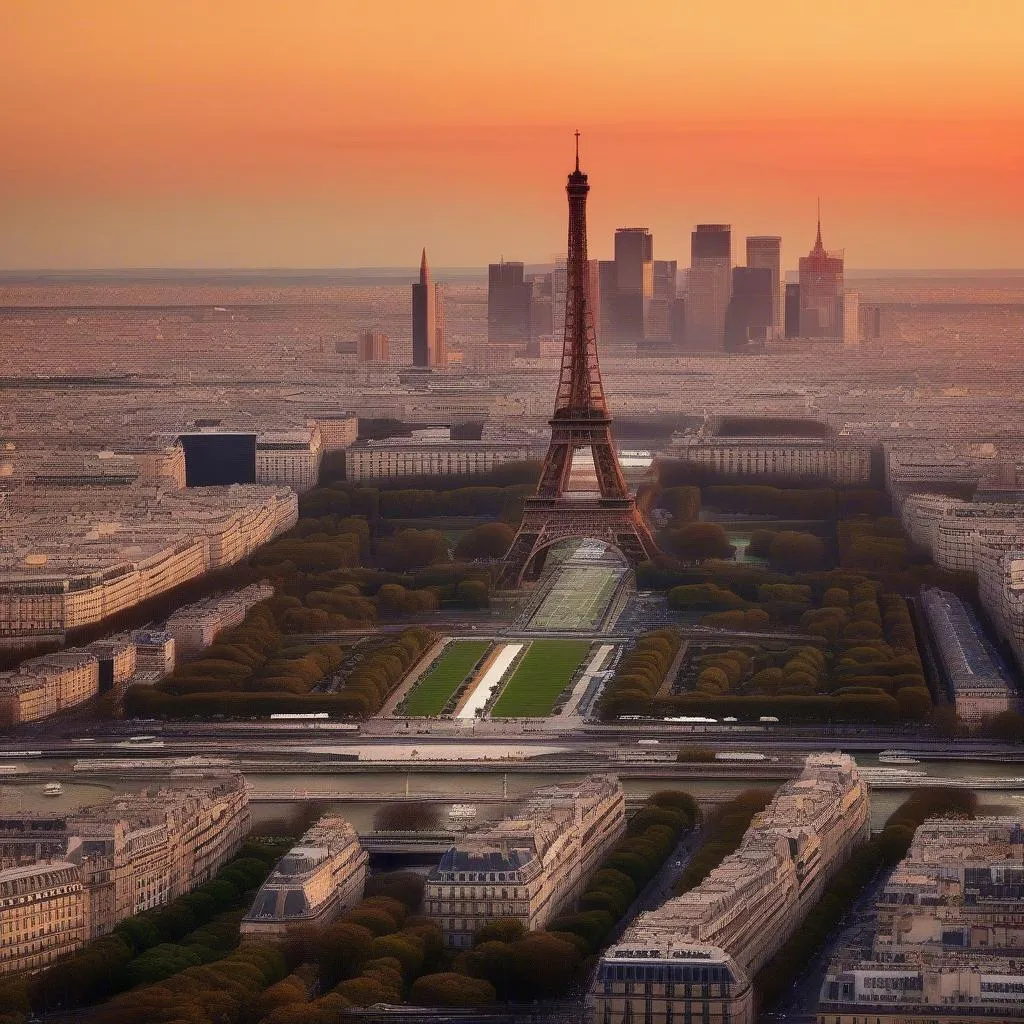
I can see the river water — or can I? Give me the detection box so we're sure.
[2,755,1022,831]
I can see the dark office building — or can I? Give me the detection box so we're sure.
[670,297,686,348]
[526,273,553,356]
[487,260,532,345]
[614,228,654,292]
[412,248,446,367]
[179,432,257,486]
[724,266,773,351]
[785,282,801,338]
[610,228,654,344]
[644,259,678,343]
[597,260,618,344]
[687,224,732,350]
[653,260,677,301]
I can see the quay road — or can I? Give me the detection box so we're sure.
[9,717,1024,762]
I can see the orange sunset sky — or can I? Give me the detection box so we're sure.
[2,0,1022,270]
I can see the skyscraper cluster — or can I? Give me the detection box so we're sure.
[482,210,850,356]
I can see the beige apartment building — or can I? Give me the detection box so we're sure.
[0,651,100,726]
[255,425,324,493]
[241,816,367,935]
[0,861,90,975]
[67,773,251,937]
[0,484,295,640]
[425,775,626,947]
[164,582,274,661]
[311,413,359,452]
[593,754,869,1024]
[819,817,1024,1023]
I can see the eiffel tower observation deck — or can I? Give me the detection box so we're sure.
[497,136,659,589]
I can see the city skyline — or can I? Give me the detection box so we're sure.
[2,2,1022,269]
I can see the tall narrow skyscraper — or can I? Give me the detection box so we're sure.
[798,210,844,339]
[724,266,773,351]
[687,224,731,350]
[610,227,653,344]
[487,260,531,345]
[745,236,782,336]
[412,249,446,367]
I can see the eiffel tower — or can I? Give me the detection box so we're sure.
[498,135,659,588]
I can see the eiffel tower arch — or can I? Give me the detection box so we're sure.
[498,137,659,589]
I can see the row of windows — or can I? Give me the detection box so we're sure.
[601,965,732,985]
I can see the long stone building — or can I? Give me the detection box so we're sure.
[667,433,872,485]
[919,588,1020,722]
[0,774,251,973]
[241,815,367,935]
[425,774,626,948]
[0,650,99,725]
[345,438,539,483]
[0,484,296,640]
[67,774,251,938]
[592,754,869,1024]
[818,816,1024,1022]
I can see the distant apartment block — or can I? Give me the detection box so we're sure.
[0,485,296,640]
[668,432,872,485]
[425,774,626,947]
[85,637,137,691]
[358,330,389,364]
[312,413,359,452]
[593,754,869,1024]
[920,588,1020,722]
[900,493,1024,571]
[0,651,99,725]
[241,816,367,935]
[66,774,251,938]
[977,542,1024,677]
[255,424,324,493]
[131,629,176,677]
[165,582,274,661]
[345,438,538,482]
[0,775,250,973]
[818,816,1024,1023]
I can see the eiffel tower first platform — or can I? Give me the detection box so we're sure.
[497,137,659,589]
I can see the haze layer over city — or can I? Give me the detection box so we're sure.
[2,4,1024,1024]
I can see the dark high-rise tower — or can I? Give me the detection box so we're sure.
[746,235,782,336]
[724,266,773,351]
[785,282,801,338]
[487,260,531,345]
[499,136,658,587]
[610,227,653,344]
[412,249,446,367]
[687,224,732,350]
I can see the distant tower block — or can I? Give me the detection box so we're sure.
[412,249,446,367]
[358,330,389,363]
[498,137,659,588]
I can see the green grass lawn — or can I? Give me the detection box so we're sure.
[490,639,591,717]
[529,566,620,630]
[402,640,490,717]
